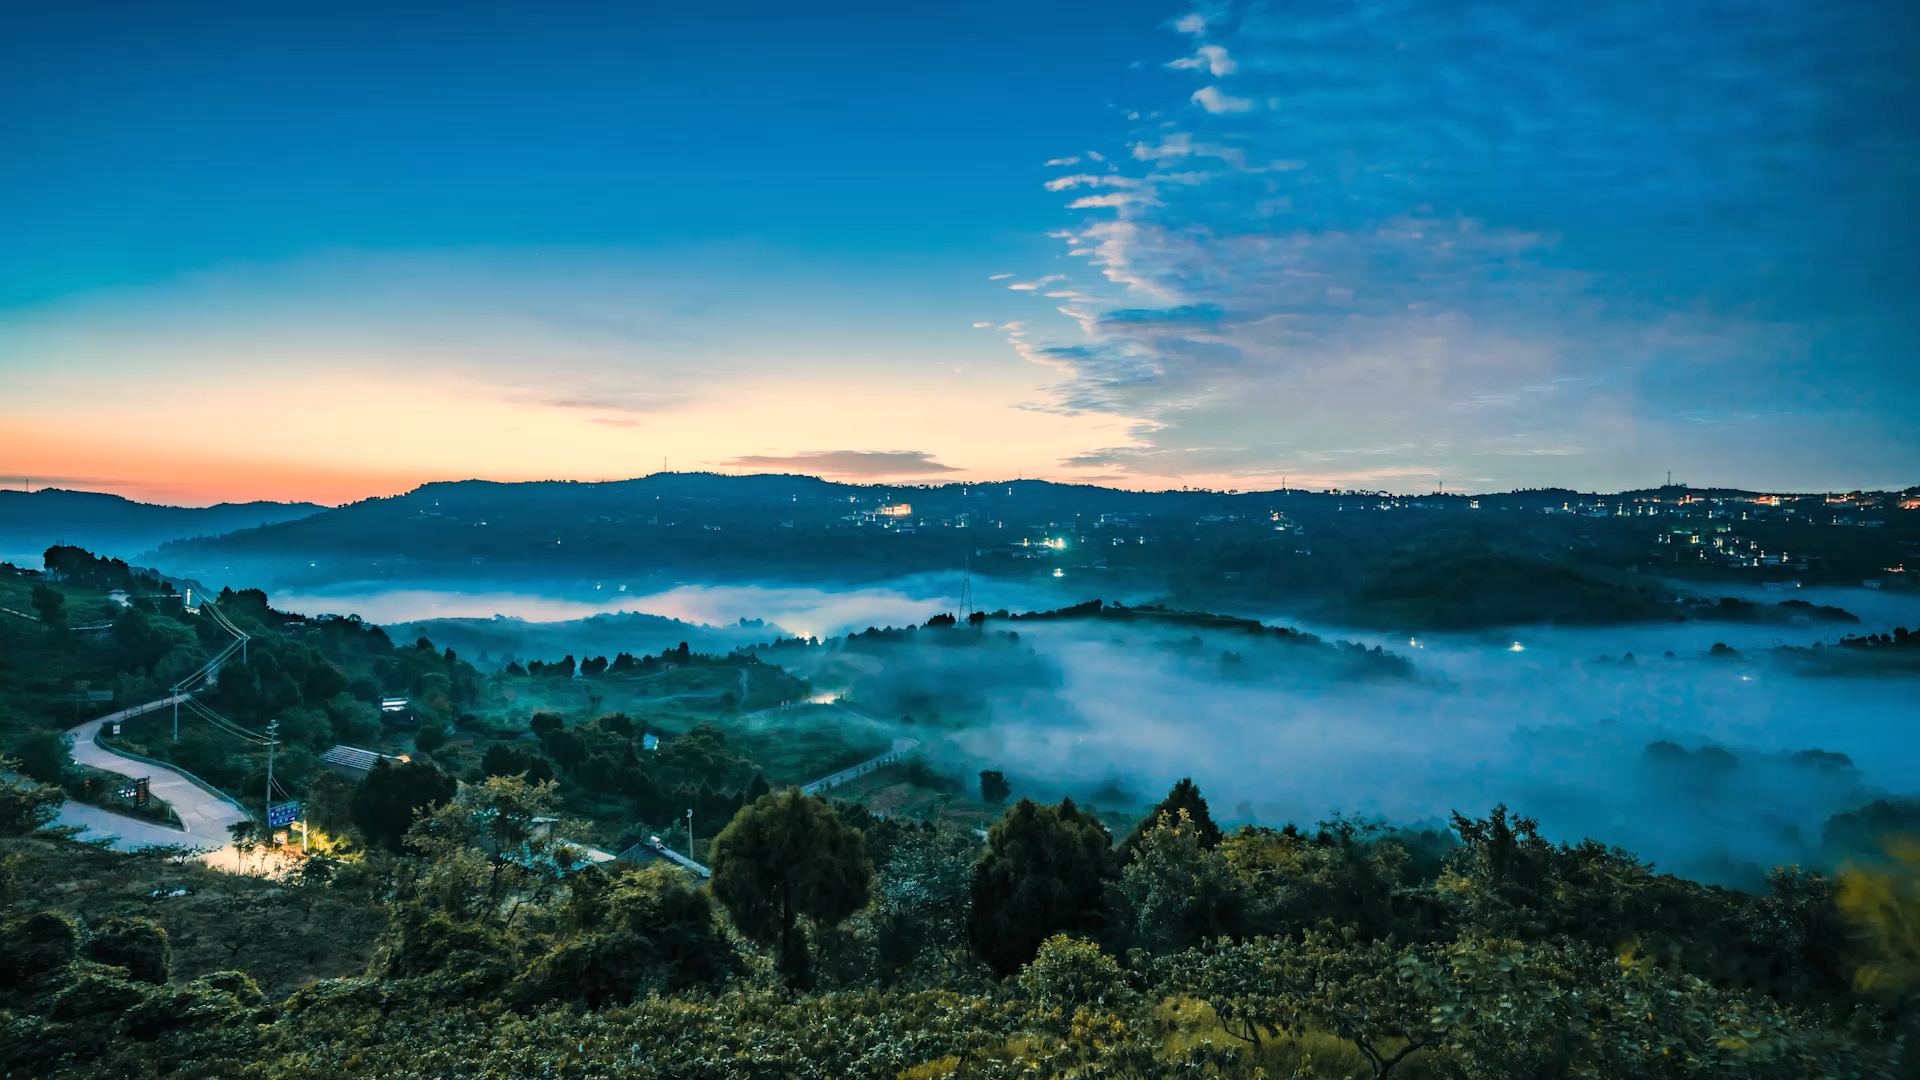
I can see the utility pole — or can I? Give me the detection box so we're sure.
[172,696,179,742]
[686,807,694,861]
[264,719,279,832]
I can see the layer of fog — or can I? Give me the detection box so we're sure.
[772,587,1918,889]
[273,571,1118,641]
[268,567,1917,887]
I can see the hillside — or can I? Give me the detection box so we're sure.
[0,488,323,564]
[147,473,1918,631]
[3,548,1918,1076]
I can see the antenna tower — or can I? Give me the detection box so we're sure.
[960,555,974,621]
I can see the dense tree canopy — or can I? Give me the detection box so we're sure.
[350,759,456,853]
[710,789,871,987]
[967,797,1116,978]
[1120,776,1222,860]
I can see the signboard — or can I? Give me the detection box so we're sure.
[380,697,409,713]
[267,801,301,828]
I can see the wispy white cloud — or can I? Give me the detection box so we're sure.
[1067,192,1156,210]
[1191,86,1253,113]
[988,272,1014,280]
[1044,156,1082,167]
[1168,44,1236,76]
[1044,174,1144,192]
[1008,275,1067,291]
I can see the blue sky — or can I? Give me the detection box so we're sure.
[2,0,1916,502]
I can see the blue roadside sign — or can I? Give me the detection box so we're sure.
[267,801,301,828]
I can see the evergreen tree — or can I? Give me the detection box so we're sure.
[1120,777,1221,862]
[30,583,65,631]
[709,789,870,987]
[979,769,1011,804]
[967,797,1116,978]
[351,759,457,852]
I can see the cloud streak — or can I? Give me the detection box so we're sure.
[720,449,963,477]
[1168,44,1236,76]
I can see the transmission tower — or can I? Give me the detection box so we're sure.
[960,555,974,621]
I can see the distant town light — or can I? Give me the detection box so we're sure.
[1052,568,1064,578]
[1508,641,1525,652]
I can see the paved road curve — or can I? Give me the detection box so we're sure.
[800,737,921,796]
[53,697,251,852]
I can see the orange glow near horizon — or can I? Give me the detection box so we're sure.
[1,367,1179,506]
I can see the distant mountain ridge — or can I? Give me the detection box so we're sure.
[27,472,1915,631]
[0,488,325,564]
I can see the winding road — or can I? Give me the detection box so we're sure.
[53,697,251,851]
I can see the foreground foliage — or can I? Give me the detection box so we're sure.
[2,763,1916,1077]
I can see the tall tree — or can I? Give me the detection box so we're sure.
[978,769,1011,804]
[30,583,65,631]
[967,797,1116,978]
[709,789,870,987]
[1119,809,1244,954]
[350,758,456,853]
[1119,777,1221,862]
[405,774,577,924]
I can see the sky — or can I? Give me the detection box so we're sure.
[2,0,1916,505]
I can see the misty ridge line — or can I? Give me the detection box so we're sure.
[8,473,1917,510]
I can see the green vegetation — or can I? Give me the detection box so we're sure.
[2,549,833,859]
[4,757,1916,1078]
[5,543,1920,1076]
[710,788,871,986]
[967,797,1115,979]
